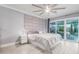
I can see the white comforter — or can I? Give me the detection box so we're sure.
[28,33,62,53]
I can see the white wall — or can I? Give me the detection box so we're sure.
[0,6,24,45]
[51,12,79,20]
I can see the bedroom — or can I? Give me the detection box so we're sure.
[0,4,79,54]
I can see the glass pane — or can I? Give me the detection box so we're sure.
[49,22,56,33]
[66,18,78,40]
[57,21,64,38]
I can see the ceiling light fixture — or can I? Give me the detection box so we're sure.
[45,6,50,13]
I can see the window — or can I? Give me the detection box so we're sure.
[49,22,56,33]
[57,21,64,38]
[49,17,79,41]
[66,18,78,40]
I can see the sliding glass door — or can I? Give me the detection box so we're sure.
[49,17,79,41]
[66,18,78,40]
[49,22,56,33]
[49,20,64,38]
[57,21,64,38]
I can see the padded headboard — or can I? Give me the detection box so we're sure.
[27,31,39,34]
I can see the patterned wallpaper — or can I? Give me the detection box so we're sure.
[24,14,47,33]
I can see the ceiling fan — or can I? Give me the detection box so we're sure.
[32,4,66,15]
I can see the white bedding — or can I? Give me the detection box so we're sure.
[28,33,62,53]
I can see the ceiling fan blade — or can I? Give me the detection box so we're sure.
[32,4,43,9]
[51,11,57,13]
[51,4,58,7]
[43,4,50,6]
[33,10,42,12]
[43,4,46,6]
[52,7,66,10]
[39,11,44,15]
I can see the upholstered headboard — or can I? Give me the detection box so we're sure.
[27,31,39,34]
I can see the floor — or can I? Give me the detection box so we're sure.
[53,40,79,54]
[0,44,42,54]
[0,40,79,54]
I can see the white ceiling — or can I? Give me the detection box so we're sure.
[1,4,79,19]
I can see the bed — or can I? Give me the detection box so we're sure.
[27,31,62,53]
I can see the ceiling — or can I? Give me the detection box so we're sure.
[1,4,79,19]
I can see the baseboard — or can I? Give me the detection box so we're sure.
[0,42,15,48]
